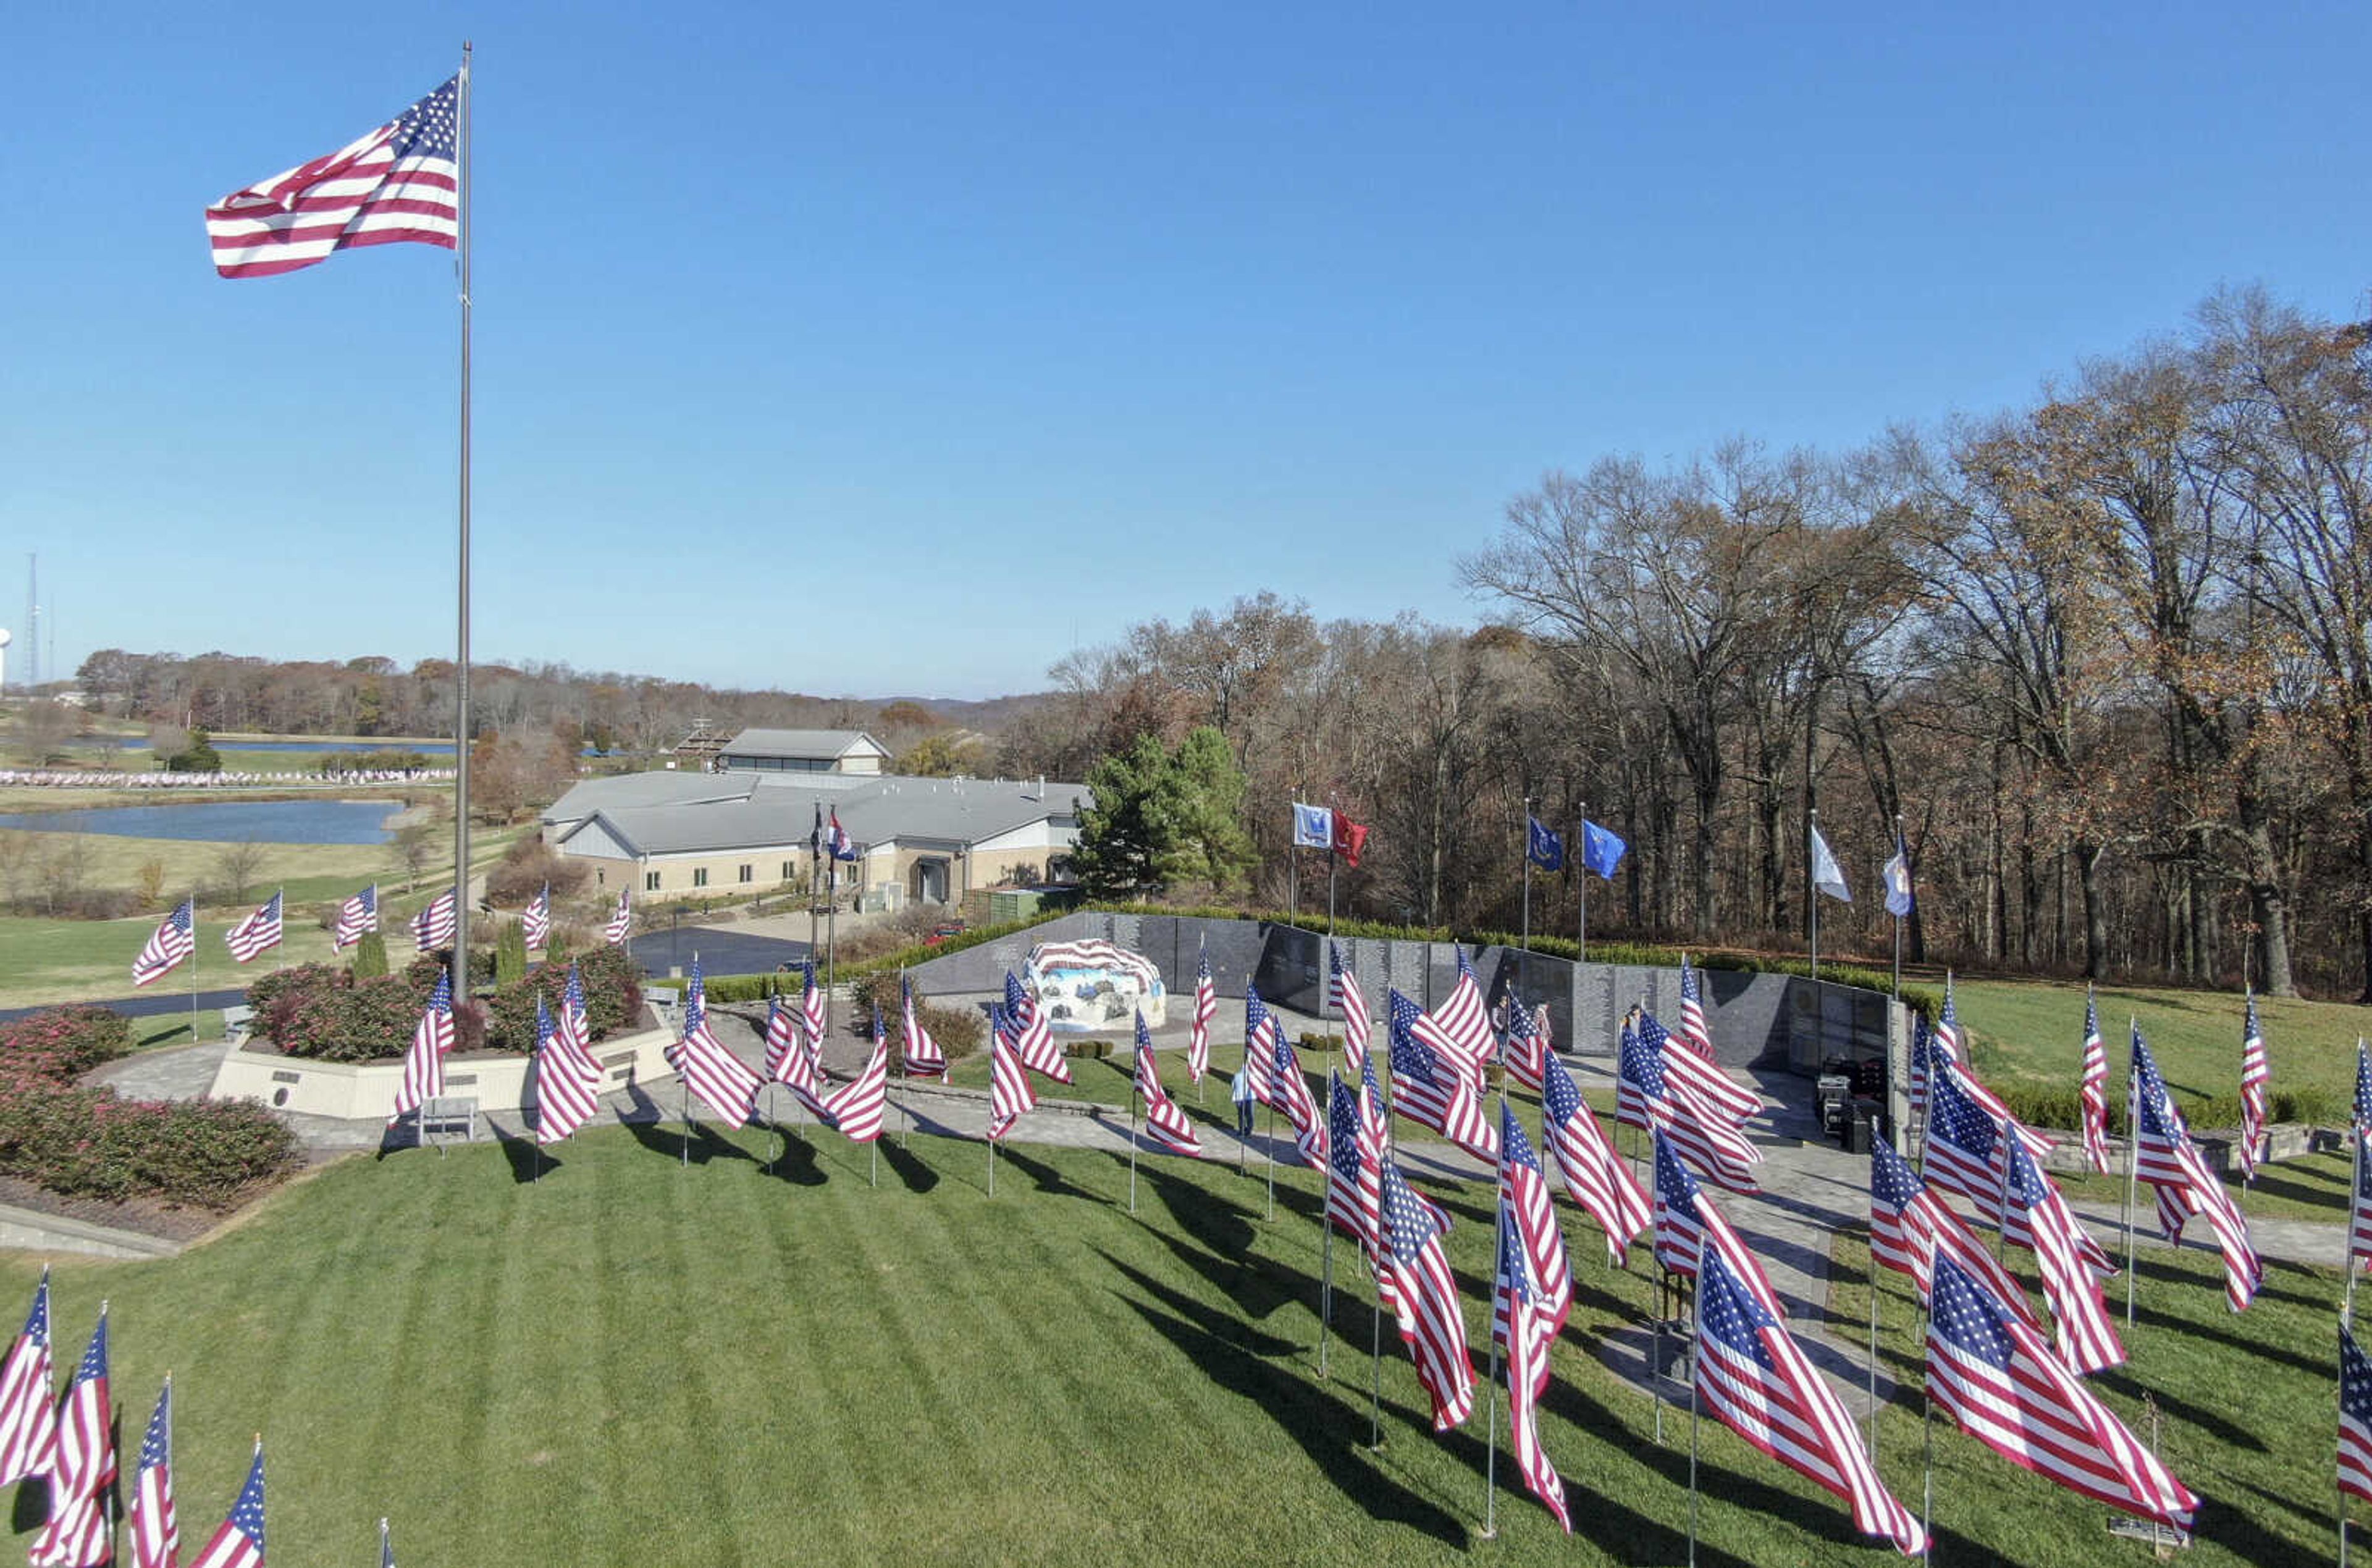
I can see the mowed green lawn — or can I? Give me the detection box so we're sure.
[2,1125,2339,1566]
[1940,976,2365,1113]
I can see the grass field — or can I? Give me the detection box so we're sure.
[2,1125,2337,1566]
[1949,976,2368,1115]
[0,824,524,1010]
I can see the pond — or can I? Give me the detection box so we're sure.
[71,737,458,754]
[0,800,403,844]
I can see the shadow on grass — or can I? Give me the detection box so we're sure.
[2191,1493,2326,1566]
[997,1143,1101,1202]
[2241,1166,2349,1217]
[2228,1472,2343,1533]
[879,1136,941,1194]
[1097,1252,1473,1549]
[2088,1367,2267,1454]
[625,1110,751,1168]
[1134,1168,1309,1325]
[757,1126,827,1187]
[490,1123,550,1185]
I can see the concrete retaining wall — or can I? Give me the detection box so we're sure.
[209,1023,678,1121]
[0,1204,183,1260]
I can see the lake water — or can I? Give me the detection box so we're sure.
[74,737,458,755]
[0,800,402,844]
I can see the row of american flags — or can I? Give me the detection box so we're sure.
[0,1273,266,1568]
[128,884,633,986]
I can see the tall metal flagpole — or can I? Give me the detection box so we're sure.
[188,891,200,1041]
[1128,1049,1141,1216]
[2350,1052,2365,1327]
[1686,1340,1702,1568]
[450,42,473,1004]
[1807,805,1821,984]
[1319,1068,1337,1380]
[1867,1238,1883,1453]
[1481,1191,1504,1541]
[1520,799,1533,1020]
[1575,802,1588,965]
[681,947,697,1168]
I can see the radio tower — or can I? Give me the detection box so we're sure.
[22,554,37,694]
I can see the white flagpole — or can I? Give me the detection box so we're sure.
[1686,1341,1702,1568]
[1128,1052,1141,1216]
[1808,806,1821,985]
[1575,802,1588,965]
[1319,1068,1336,1380]
[1867,1246,1883,1453]
[1481,1193,1504,1541]
[450,41,474,1007]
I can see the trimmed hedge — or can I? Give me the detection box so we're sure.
[0,1007,134,1083]
[252,947,643,1062]
[1990,1081,2343,1138]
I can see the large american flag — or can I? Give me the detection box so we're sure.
[1006,972,1070,1083]
[1326,1075,1372,1247]
[1676,954,1715,1059]
[2342,1323,2372,1506]
[798,961,828,1060]
[1414,952,1494,1090]
[2078,987,2111,1173]
[667,960,763,1126]
[558,962,594,1055]
[1922,1062,2006,1219]
[1696,1231,1928,1556]
[820,1015,888,1143]
[187,1444,266,1568]
[1491,1198,1571,1533]
[1652,1131,1705,1280]
[986,1004,1036,1141]
[1133,1014,1200,1157]
[1243,986,1282,1107]
[411,889,456,953]
[0,1269,57,1484]
[1928,983,2050,1158]
[1497,1101,1572,1335]
[1329,942,1369,1063]
[2239,989,2268,1181]
[763,996,823,1115]
[206,75,459,279]
[1926,1257,2196,1530]
[2003,1139,2123,1375]
[1500,994,1546,1093]
[333,884,379,950]
[51,1309,113,1506]
[388,970,453,1124]
[1387,991,1499,1162]
[29,1493,108,1568]
[1541,1051,1647,1265]
[2357,1040,2372,1133]
[1907,1012,1934,1130]
[1867,1140,2035,1330]
[1623,1014,1759,1192]
[522,883,551,951]
[900,976,946,1081]
[225,891,283,963]
[2350,1130,2372,1274]
[133,898,196,987]
[2131,1027,2261,1311]
[1377,1157,1474,1430]
[1647,1008,1760,1123]
[130,1379,177,1568]
[531,995,602,1146]
[1188,951,1216,1084]
[1269,1030,1327,1169]
[604,887,633,945]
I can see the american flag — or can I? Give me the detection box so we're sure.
[821,1013,889,1142]
[411,889,456,953]
[388,970,453,1123]
[2342,1323,2372,1506]
[1676,954,1715,1059]
[133,898,196,987]
[1866,1140,2037,1330]
[1329,942,1369,1063]
[1927,1257,2196,1530]
[1326,1075,1372,1246]
[558,962,594,1055]
[1377,1157,1475,1430]
[1188,950,1216,1084]
[1645,1008,1762,1124]
[667,960,763,1126]
[2078,987,2111,1174]
[2356,1039,2372,1133]
[1133,1014,1200,1157]
[763,996,822,1114]
[1927,991,2049,1159]
[2131,1026,2261,1311]
[1360,1052,1447,1247]
[2350,1130,2372,1274]
[799,960,828,1054]
[1243,987,1282,1107]
[1652,1131,1705,1279]
[1387,991,1499,1162]
[186,1443,266,1568]
[531,994,602,1145]
[1907,1012,1933,1130]
[1498,1101,1573,1334]
[1269,1030,1327,1169]
[206,75,459,279]
[0,1268,57,1484]
[901,976,947,1081]
[1922,1062,2005,1219]
[51,1308,113,1503]
[1625,1013,1758,1193]
[1417,950,1494,1089]
[130,1379,177,1568]
[225,891,283,963]
[604,887,632,945]
[1500,995,1546,1093]
[333,884,379,950]
[28,1493,109,1568]
[1006,973,1070,1083]
[1541,1051,1647,1265]
[2003,1138,2123,1375]
[1696,1233,1927,1556]
[986,1004,1036,1141]
[1491,1198,1571,1533]
[2238,989,2268,1181]
[522,883,551,951]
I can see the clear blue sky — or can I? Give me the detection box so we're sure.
[6,2,2366,701]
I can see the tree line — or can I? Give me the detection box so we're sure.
[994,288,2371,1002]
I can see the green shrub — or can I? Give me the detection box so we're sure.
[352,928,389,980]
[917,1002,982,1060]
[496,921,529,987]
[0,1007,136,1083]
[0,1081,300,1209]
[1988,1081,2344,1137]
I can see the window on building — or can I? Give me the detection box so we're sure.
[693,867,709,888]
[738,864,754,884]
[644,871,660,892]
[781,860,795,881]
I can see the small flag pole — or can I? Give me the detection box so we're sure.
[987,1120,997,1196]
[1128,1050,1141,1217]
[189,891,200,1042]
[1685,1336,1701,1568]
[681,949,697,1168]
[380,1517,390,1568]
[1366,1199,1386,1451]
[1197,935,1209,1110]
[1481,1192,1504,1541]
[1807,806,1822,986]
[1575,802,1589,966]
[1318,1068,1337,1380]
[1653,1286,1666,1444]
[2347,1084,2363,1327]
[1920,1344,1935,1562]
[1891,812,1904,1001]
[1993,1127,2013,1263]
[1519,797,1534,1010]
[1867,1238,1883,1453]
[2122,1020,2140,1329]
[1263,1083,1279,1223]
